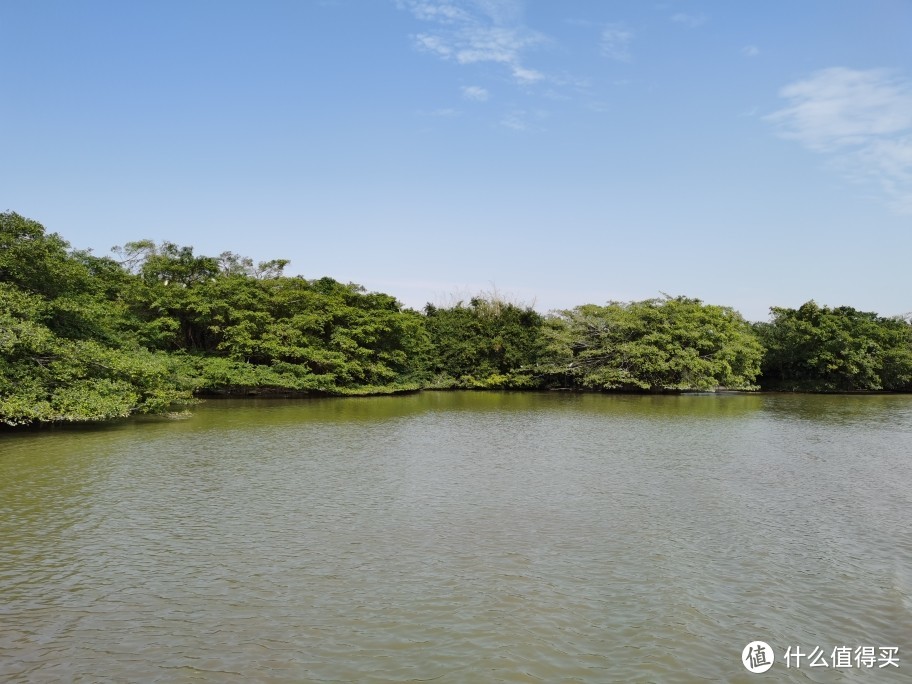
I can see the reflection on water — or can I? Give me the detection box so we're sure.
[1,392,911,682]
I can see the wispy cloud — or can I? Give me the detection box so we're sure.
[742,45,759,58]
[501,110,530,131]
[768,68,912,151]
[415,33,453,57]
[399,0,470,23]
[601,24,633,62]
[500,108,548,132]
[767,67,912,213]
[419,107,461,117]
[399,0,546,85]
[670,12,707,28]
[461,85,489,101]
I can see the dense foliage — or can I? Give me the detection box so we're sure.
[116,240,431,393]
[423,297,545,388]
[0,213,194,424]
[2,212,911,426]
[540,297,763,391]
[756,301,912,391]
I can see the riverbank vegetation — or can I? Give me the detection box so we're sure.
[2,212,911,425]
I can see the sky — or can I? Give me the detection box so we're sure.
[2,0,911,322]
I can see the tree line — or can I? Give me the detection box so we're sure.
[2,212,911,425]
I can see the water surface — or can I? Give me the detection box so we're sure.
[2,392,911,682]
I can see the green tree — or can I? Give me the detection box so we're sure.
[542,296,763,391]
[756,301,912,391]
[423,296,545,388]
[112,241,432,394]
[1,214,195,424]
[0,212,90,298]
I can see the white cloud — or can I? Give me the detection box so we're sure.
[768,67,912,213]
[501,111,530,131]
[742,45,759,58]
[500,108,547,132]
[670,12,707,28]
[461,85,489,101]
[399,0,547,85]
[511,64,544,83]
[768,68,912,151]
[418,107,461,117]
[399,0,469,23]
[851,135,912,213]
[470,0,524,25]
[415,33,453,57]
[451,25,544,66]
[601,24,633,62]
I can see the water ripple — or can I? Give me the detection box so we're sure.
[1,393,911,682]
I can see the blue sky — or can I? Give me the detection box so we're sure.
[2,0,911,321]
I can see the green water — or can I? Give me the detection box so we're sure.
[1,392,911,682]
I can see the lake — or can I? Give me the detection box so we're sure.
[1,392,911,682]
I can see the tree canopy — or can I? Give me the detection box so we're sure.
[541,296,763,391]
[2,212,911,426]
[423,297,545,388]
[756,301,912,391]
[0,213,194,424]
